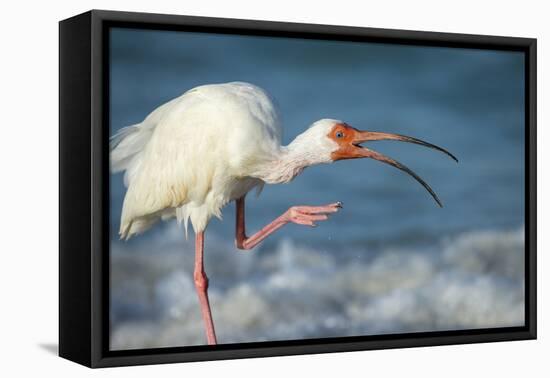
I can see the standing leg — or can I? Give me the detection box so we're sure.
[194,231,218,345]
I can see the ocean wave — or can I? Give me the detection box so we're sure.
[110,225,524,350]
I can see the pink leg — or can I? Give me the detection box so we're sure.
[235,196,342,250]
[194,231,217,345]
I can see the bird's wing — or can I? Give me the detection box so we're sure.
[114,82,282,238]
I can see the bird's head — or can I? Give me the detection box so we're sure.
[292,118,458,206]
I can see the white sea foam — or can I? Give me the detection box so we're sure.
[110,225,525,350]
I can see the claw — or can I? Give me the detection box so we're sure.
[287,204,340,226]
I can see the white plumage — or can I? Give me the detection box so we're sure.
[110,82,456,345]
[111,82,291,239]
[111,81,454,240]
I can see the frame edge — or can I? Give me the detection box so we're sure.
[76,9,537,368]
[59,11,94,368]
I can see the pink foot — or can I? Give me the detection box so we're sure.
[285,202,342,227]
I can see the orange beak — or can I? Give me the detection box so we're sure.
[332,128,458,207]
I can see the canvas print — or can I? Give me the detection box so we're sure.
[108,28,525,349]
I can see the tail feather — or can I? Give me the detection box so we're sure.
[119,215,159,240]
[111,121,158,239]
[111,97,186,239]
[110,124,152,174]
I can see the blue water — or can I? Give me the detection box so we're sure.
[108,28,525,349]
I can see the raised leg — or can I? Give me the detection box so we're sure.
[235,196,342,250]
[194,231,217,345]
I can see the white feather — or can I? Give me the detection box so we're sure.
[111,82,341,239]
[111,82,283,238]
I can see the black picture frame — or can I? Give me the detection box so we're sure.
[59,9,537,368]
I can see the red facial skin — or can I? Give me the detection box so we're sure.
[328,123,366,160]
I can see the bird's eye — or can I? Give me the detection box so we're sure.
[336,131,344,138]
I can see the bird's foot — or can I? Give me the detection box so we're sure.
[285,202,342,227]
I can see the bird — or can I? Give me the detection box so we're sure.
[110,81,457,345]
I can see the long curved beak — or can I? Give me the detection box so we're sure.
[348,130,458,207]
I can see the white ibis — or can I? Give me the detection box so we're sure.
[110,81,457,345]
